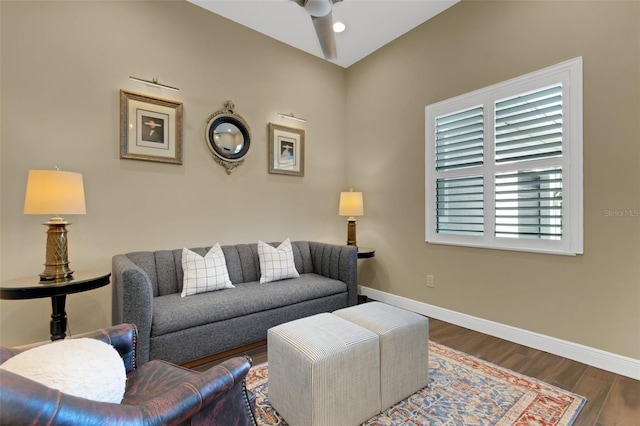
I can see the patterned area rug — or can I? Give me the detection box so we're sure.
[246,341,586,425]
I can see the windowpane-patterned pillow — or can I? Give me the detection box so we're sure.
[181,244,234,297]
[258,238,300,284]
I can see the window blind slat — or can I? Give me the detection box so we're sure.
[436,152,484,165]
[496,113,563,134]
[436,121,483,137]
[496,177,563,187]
[495,86,562,108]
[495,231,562,239]
[496,123,562,141]
[497,169,562,180]
[496,95,562,118]
[495,107,561,127]
[436,176,484,186]
[436,137,483,154]
[496,141,563,162]
[496,215,563,220]
[436,146,483,159]
[436,107,483,125]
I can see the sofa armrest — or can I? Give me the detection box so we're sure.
[112,254,154,365]
[308,242,358,306]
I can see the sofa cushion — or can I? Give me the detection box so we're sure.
[258,239,300,283]
[181,245,234,297]
[151,273,347,337]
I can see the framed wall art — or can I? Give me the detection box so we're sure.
[268,123,305,176]
[120,90,183,164]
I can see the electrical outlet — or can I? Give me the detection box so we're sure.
[427,275,435,288]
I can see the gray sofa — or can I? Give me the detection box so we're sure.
[112,241,357,365]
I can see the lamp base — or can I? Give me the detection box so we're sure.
[346,218,358,247]
[39,218,74,282]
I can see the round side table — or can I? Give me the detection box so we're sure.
[356,247,375,303]
[357,247,375,259]
[1,271,111,341]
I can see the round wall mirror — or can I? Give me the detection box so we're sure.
[205,100,251,174]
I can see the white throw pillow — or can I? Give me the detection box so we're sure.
[0,338,126,403]
[257,238,300,284]
[181,244,234,297]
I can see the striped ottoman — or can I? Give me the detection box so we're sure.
[333,302,429,412]
[267,313,380,426]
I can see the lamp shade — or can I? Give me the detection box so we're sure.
[339,190,364,217]
[24,170,86,216]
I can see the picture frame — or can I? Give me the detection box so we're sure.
[268,123,305,176]
[120,90,183,164]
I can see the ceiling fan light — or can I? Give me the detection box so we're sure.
[305,0,332,17]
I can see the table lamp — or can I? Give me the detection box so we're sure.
[339,189,364,247]
[23,169,86,281]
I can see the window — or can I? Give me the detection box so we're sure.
[425,58,583,255]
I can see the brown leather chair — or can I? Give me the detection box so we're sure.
[0,323,256,425]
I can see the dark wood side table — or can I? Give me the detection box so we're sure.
[356,247,375,303]
[0,271,111,341]
[357,247,375,259]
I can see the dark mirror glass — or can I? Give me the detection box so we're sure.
[206,114,251,161]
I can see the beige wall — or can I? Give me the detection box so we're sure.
[346,0,640,359]
[1,0,638,362]
[0,0,347,346]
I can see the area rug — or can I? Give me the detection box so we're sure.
[245,341,586,425]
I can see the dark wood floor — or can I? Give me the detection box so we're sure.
[193,317,640,425]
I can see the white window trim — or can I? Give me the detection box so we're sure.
[425,57,583,255]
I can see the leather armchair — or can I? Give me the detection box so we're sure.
[0,323,257,426]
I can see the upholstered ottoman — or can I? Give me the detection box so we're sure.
[267,313,380,426]
[333,302,429,412]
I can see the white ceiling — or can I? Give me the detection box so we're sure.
[187,0,459,68]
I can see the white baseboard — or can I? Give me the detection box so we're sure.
[359,286,640,380]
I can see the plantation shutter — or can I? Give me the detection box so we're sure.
[493,85,564,240]
[495,85,563,163]
[495,168,563,240]
[435,106,484,171]
[426,57,582,254]
[436,175,484,236]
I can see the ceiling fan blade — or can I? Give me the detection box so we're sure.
[311,12,336,59]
